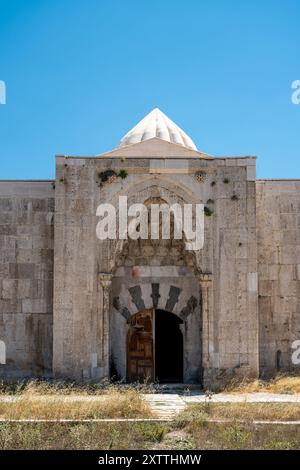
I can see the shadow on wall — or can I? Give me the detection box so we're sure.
[0,340,6,364]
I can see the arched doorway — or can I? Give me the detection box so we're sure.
[155,309,183,383]
[127,309,183,383]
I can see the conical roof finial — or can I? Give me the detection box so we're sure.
[118,108,197,150]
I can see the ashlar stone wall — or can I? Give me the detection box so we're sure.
[256,180,300,377]
[0,181,54,378]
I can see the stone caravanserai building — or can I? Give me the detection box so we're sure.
[0,108,300,388]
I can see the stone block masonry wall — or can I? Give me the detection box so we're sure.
[203,158,259,388]
[256,180,300,377]
[53,157,102,380]
[0,181,54,378]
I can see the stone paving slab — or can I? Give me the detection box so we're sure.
[182,393,300,403]
[142,392,300,418]
[143,394,186,417]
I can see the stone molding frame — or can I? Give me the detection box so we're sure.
[198,273,213,374]
[98,273,113,377]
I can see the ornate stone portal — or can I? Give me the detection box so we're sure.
[51,109,260,387]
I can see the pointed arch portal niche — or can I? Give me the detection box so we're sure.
[111,276,203,384]
[127,308,183,383]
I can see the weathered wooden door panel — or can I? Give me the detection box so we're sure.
[127,309,153,382]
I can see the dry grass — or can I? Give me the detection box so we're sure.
[0,380,153,419]
[0,390,152,419]
[182,422,300,450]
[0,420,299,450]
[175,404,300,449]
[0,379,156,396]
[178,402,300,423]
[223,374,300,394]
[0,422,167,450]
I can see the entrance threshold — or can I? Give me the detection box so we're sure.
[155,383,203,392]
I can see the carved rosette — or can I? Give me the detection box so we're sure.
[194,170,206,183]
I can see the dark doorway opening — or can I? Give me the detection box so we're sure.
[155,309,183,383]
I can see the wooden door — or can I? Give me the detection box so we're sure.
[127,309,154,382]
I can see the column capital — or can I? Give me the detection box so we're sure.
[198,273,213,285]
[99,272,113,288]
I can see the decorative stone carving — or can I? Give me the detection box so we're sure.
[194,170,206,183]
[99,273,113,289]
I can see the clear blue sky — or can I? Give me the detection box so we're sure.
[0,0,299,179]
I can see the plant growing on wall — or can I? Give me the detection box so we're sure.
[204,206,214,216]
[204,199,214,217]
[98,169,128,185]
[98,169,118,184]
[118,169,128,179]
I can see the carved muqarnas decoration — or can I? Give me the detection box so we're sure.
[194,171,206,183]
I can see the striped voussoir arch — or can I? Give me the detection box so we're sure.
[113,283,198,321]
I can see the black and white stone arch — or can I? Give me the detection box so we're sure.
[113,283,198,321]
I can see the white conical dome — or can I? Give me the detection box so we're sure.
[118,108,197,150]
